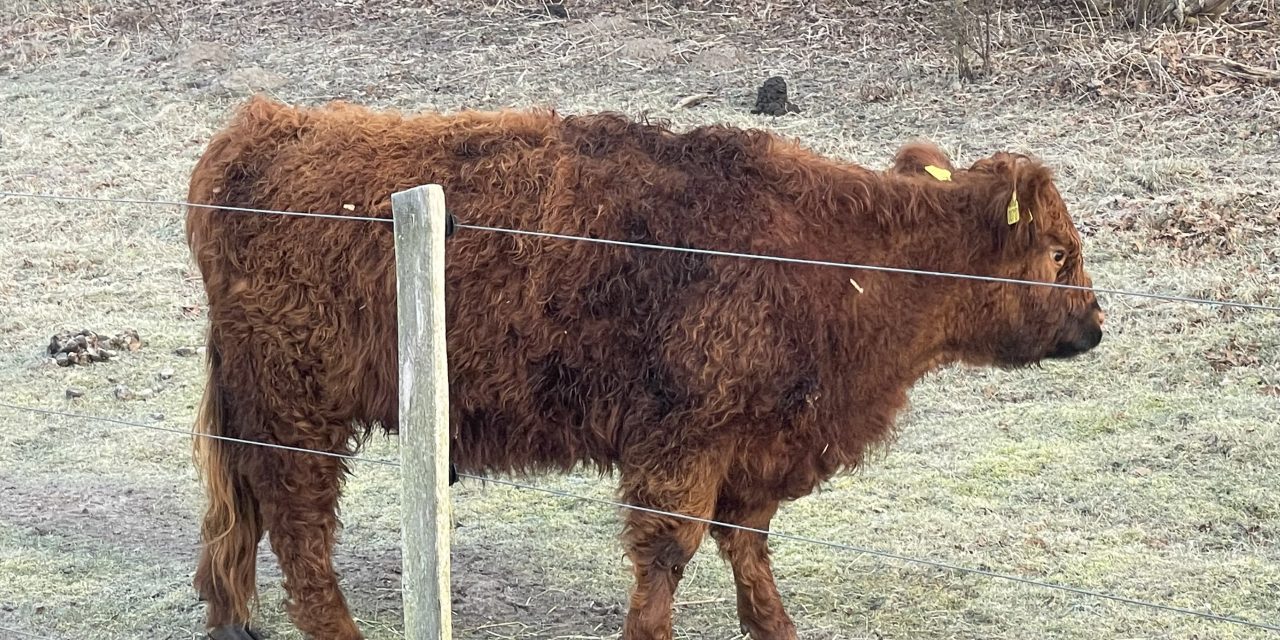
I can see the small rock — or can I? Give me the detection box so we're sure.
[1132,466,1153,477]
[158,367,175,380]
[110,330,142,352]
[150,412,166,421]
[174,346,198,357]
[113,385,134,401]
[138,389,155,400]
[106,376,119,384]
[54,353,71,367]
[65,387,85,399]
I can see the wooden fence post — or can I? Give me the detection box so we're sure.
[391,184,453,640]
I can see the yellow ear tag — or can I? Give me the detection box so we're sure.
[924,165,952,181]
[1006,190,1021,225]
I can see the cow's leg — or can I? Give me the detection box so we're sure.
[255,441,363,640]
[618,458,723,640]
[710,496,796,640]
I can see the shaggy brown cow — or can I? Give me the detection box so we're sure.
[185,96,1103,640]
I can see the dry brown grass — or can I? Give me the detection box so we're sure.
[1,1,1278,639]
[936,0,1280,110]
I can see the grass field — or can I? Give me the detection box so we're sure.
[1,1,1278,639]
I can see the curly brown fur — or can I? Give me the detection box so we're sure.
[186,96,1103,640]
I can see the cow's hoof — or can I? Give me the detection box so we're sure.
[739,621,797,640]
[208,626,264,640]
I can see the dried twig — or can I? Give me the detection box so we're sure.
[672,93,716,109]
[1186,53,1280,83]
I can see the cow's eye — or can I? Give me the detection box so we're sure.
[1052,249,1066,266]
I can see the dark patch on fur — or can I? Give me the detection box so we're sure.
[451,139,485,159]
[542,296,564,320]
[622,215,652,243]
[642,361,686,420]
[581,253,711,321]
[532,354,586,426]
[777,373,818,419]
[652,536,691,572]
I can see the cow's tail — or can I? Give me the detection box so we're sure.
[187,96,301,627]
[192,339,260,625]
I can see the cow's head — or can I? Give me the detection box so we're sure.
[894,143,1104,368]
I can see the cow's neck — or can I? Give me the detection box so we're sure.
[798,179,980,471]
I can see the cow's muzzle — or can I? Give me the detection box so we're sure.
[1047,300,1104,359]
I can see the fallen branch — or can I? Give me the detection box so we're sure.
[1186,53,1280,84]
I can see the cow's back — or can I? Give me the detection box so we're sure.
[185,97,830,475]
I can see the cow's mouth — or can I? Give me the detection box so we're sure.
[1046,323,1103,359]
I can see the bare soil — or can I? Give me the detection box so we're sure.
[1,1,1278,639]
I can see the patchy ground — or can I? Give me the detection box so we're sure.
[1,1,1278,639]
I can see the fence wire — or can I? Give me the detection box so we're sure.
[0,190,387,223]
[3,401,1277,634]
[0,402,396,467]
[2,189,1278,313]
[456,223,1280,312]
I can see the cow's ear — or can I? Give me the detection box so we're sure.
[972,152,1053,250]
[890,140,954,179]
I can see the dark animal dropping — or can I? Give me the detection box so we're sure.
[751,76,800,116]
[544,2,568,19]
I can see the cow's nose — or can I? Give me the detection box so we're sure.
[1089,299,1105,328]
